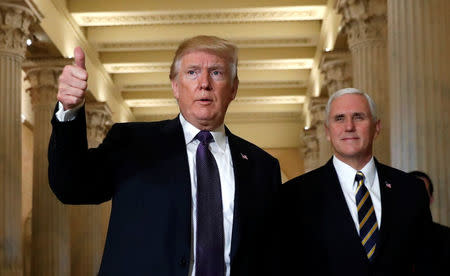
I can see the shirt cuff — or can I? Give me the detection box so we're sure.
[55,101,84,122]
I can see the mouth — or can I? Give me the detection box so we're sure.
[341,137,359,141]
[197,98,213,104]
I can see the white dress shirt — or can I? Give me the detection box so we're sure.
[55,104,235,275]
[179,114,235,276]
[332,156,382,235]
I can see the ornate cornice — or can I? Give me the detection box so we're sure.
[308,97,328,126]
[97,38,316,51]
[104,59,313,73]
[123,80,307,91]
[0,3,36,57]
[336,0,387,49]
[125,95,305,108]
[72,6,326,26]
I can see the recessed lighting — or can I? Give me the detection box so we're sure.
[325,47,332,52]
[304,126,310,130]
[26,39,32,46]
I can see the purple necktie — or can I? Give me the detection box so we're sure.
[195,130,225,276]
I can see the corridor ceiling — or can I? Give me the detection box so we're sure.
[65,0,338,122]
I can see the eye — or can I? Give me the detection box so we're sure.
[185,70,198,79]
[334,115,344,122]
[210,70,225,80]
[353,114,365,121]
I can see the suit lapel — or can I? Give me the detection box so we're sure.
[371,159,394,261]
[225,128,250,264]
[161,117,193,251]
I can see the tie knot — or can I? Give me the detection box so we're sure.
[355,171,365,182]
[196,130,214,145]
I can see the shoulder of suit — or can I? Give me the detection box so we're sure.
[228,133,278,163]
[283,163,329,188]
[105,119,177,143]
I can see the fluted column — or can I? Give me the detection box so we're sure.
[23,58,73,276]
[302,128,320,172]
[70,102,112,276]
[320,51,353,96]
[388,0,450,225]
[337,0,390,164]
[309,97,332,165]
[0,3,35,275]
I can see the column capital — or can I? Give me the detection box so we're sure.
[23,58,73,107]
[0,2,36,57]
[309,97,328,127]
[336,0,387,49]
[86,101,113,146]
[320,51,353,96]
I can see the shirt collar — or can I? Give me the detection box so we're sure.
[179,113,227,152]
[333,155,376,191]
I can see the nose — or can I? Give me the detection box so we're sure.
[198,71,212,91]
[344,117,355,131]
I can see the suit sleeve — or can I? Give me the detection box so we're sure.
[48,104,117,205]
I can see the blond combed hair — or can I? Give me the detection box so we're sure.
[169,35,238,82]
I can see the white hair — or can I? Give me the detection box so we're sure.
[325,87,378,125]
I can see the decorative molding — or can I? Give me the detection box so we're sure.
[72,6,326,26]
[125,95,305,108]
[308,97,328,126]
[23,58,72,106]
[97,38,316,51]
[104,59,313,73]
[336,0,387,48]
[86,102,113,145]
[0,3,36,57]
[123,80,308,91]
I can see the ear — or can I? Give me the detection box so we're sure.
[374,119,381,138]
[230,77,239,100]
[325,122,331,141]
[171,79,179,100]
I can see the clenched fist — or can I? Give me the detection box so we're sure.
[57,47,88,110]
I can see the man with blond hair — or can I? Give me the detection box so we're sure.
[49,35,281,275]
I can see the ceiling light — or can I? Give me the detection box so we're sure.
[26,39,32,46]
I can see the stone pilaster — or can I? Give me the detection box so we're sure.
[388,0,450,225]
[337,0,390,164]
[0,3,35,275]
[70,102,112,276]
[23,58,73,276]
[320,51,353,96]
[309,97,332,165]
[302,127,320,172]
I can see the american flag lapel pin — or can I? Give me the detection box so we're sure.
[385,181,392,189]
[240,153,248,160]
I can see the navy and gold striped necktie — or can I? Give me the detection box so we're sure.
[355,171,379,261]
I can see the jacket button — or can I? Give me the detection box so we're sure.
[179,257,187,267]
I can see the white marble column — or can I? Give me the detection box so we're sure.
[320,51,353,96]
[70,102,112,276]
[0,3,35,275]
[302,128,320,172]
[23,58,73,276]
[388,0,450,225]
[309,97,332,165]
[337,0,390,164]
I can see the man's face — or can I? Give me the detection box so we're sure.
[325,94,380,166]
[172,51,238,130]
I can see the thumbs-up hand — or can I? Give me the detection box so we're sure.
[58,47,88,110]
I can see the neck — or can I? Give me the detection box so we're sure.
[335,154,372,170]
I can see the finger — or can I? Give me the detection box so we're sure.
[74,46,86,70]
[58,82,86,98]
[59,70,87,90]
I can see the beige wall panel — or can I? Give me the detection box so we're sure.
[87,21,321,43]
[226,121,302,148]
[21,125,33,224]
[265,148,304,182]
[69,0,327,12]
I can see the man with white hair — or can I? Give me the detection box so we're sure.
[281,88,434,275]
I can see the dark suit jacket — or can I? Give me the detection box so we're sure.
[48,107,281,276]
[281,158,434,276]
